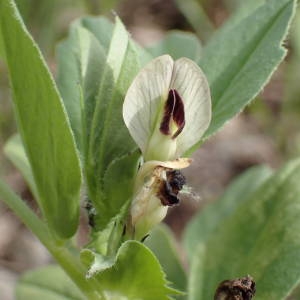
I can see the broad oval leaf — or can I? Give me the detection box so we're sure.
[199,0,296,143]
[184,165,273,259]
[186,159,300,300]
[123,55,211,158]
[86,241,179,300]
[0,0,81,238]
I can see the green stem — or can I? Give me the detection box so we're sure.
[0,179,51,247]
[51,246,104,300]
[0,179,102,300]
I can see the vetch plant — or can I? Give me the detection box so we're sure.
[0,0,300,299]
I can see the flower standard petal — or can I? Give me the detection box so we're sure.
[171,58,211,156]
[123,55,174,155]
[123,55,211,161]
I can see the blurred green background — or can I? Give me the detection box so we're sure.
[0,0,300,299]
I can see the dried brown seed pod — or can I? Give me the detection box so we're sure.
[214,275,256,300]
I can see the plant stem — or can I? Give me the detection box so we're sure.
[0,179,52,247]
[50,245,103,300]
[0,179,103,299]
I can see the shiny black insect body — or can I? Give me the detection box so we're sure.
[158,170,186,206]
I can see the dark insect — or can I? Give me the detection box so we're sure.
[214,275,256,300]
[157,170,186,206]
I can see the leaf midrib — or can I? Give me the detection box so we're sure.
[208,0,290,113]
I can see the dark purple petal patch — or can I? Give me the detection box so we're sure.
[159,89,185,139]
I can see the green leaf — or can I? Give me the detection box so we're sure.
[4,134,38,199]
[57,17,141,230]
[75,16,114,52]
[200,0,296,141]
[100,150,140,228]
[77,16,152,67]
[146,31,202,61]
[88,241,178,300]
[283,8,300,113]
[86,17,140,225]
[292,7,300,54]
[224,0,267,26]
[56,32,82,153]
[145,224,187,293]
[187,159,300,300]
[184,165,273,259]
[0,0,81,239]
[173,0,214,42]
[56,25,107,154]
[80,249,115,278]
[0,29,4,60]
[134,43,154,67]
[16,265,84,300]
